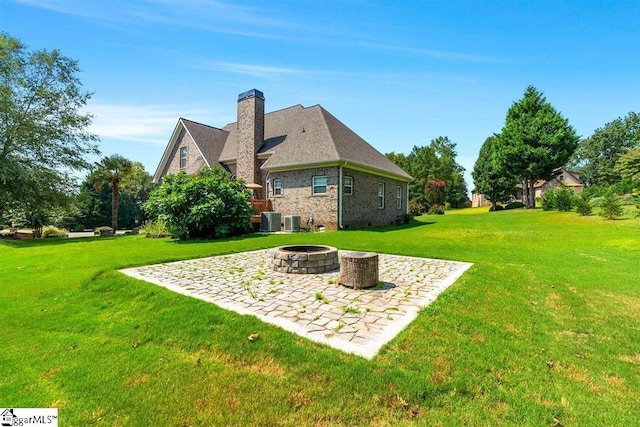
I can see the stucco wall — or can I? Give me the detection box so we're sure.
[341,168,407,229]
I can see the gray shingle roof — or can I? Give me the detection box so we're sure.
[167,103,411,181]
[180,118,228,167]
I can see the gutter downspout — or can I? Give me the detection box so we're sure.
[338,164,344,229]
[406,182,409,215]
[265,172,270,199]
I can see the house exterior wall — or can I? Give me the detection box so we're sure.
[535,176,584,199]
[266,166,408,230]
[268,167,340,230]
[160,128,201,178]
[472,192,491,208]
[341,168,407,229]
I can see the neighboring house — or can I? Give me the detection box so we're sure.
[532,167,584,199]
[471,167,584,208]
[471,190,491,208]
[154,89,412,230]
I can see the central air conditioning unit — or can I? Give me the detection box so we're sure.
[260,212,281,232]
[284,215,301,232]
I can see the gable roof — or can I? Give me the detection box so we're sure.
[153,118,229,182]
[156,101,411,182]
[533,167,585,188]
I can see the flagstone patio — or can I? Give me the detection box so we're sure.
[120,248,472,359]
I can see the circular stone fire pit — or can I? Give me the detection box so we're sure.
[271,245,339,274]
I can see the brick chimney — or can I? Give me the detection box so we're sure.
[236,89,264,186]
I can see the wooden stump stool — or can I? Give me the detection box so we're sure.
[339,252,379,289]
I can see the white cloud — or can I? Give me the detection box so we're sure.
[87,103,218,145]
[201,61,305,77]
[14,0,294,39]
[360,42,504,64]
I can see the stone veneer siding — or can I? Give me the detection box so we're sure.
[267,167,407,230]
[160,129,202,178]
[236,95,264,185]
[341,168,407,229]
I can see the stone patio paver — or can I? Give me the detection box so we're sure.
[120,249,472,359]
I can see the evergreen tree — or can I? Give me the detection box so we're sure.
[472,135,519,208]
[494,86,579,208]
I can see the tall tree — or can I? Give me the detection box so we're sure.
[89,154,134,231]
[386,137,469,207]
[0,33,99,212]
[570,112,639,186]
[494,86,579,208]
[472,135,519,208]
[75,161,154,229]
[614,147,640,181]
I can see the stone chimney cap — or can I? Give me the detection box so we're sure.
[238,89,265,102]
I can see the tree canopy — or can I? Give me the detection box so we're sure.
[0,33,99,214]
[570,112,639,186]
[472,135,519,207]
[386,136,468,207]
[493,86,579,208]
[74,161,154,230]
[614,147,640,181]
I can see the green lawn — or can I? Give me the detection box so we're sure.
[1,208,638,426]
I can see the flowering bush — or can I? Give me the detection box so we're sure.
[408,200,427,216]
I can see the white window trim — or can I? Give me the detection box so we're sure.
[396,186,402,210]
[378,183,385,209]
[273,179,282,196]
[179,146,187,169]
[343,176,353,195]
[313,176,328,195]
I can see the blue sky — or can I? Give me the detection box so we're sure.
[3,0,639,190]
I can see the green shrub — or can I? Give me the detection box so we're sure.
[427,205,445,215]
[144,168,253,240]
[408,200,427,216]
[599,190,624,220]
[575,193,593,216]
[504,201,525,210]
[540,188,557,211]
[42,226,68,238]
[489,204,504,212]
[141,219,169,238]
[72,224,85,232]
[618,193,638,206]
[554,187,575,211]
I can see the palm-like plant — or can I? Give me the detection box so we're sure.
[89,154,134,231]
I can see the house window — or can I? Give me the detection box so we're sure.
[343,176,353,195]
[313,176,328,195]
[179,147,187,169]
[273,179,282,196]
[378,183,385,209]
[396,186,402,209]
